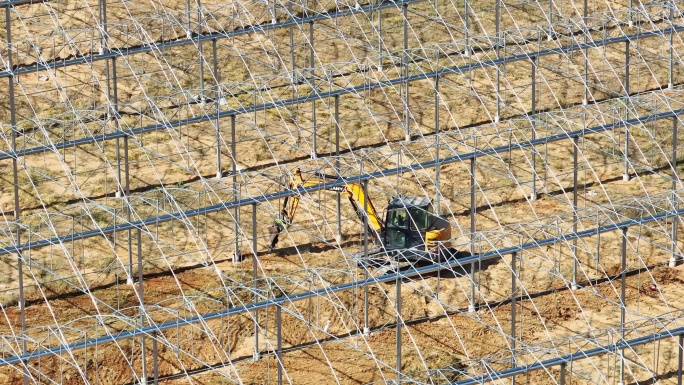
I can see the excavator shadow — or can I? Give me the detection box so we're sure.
[364,251,501,281]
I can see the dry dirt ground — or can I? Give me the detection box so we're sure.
[1,0,684,384]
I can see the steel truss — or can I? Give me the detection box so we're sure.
[1,0,684,384]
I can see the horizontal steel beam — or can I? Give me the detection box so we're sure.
[455,325,684,384]
[0,107,680,255]
[0,201,682,367]
[1,0,423,76]
[2,23,679,161]
[0,0,46,7]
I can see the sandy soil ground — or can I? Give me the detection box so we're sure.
[1,0,684,384]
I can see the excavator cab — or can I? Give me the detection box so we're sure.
[382,196,452,261]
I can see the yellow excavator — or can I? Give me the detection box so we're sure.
[267,168,454,261]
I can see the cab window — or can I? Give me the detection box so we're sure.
[409,208,429,231]
[385,228,406,248]
[387,209,408,228]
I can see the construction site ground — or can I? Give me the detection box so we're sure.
[1,0,684,384]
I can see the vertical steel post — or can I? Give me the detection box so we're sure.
[253,233,259,361]
[100,0,111,144]
[277,305,282,385]
[6,7,27,385]
[363,177,370,334]
[101,0,121,199]
[620,226,628,385]
[98,0,106,54]
[396,271,402,383]
[403,3,410,142]
[583,0,589,105]
[678,333,683,385]
[335,96,342,242]
[671,116,679,267]
[111,23,132,295]
[624,39,631,182]
[469,155,476,313]
[621,226,628,318]
[289,1,294,79]
[531,57,538,200]
[628,0,633,27]
[437,247,442,299]
[309,19,314,68]
[197,0,204,100]
[670,1,674,89]
[495,0,501,122]
[186,0,191,32]
[572,136,579,290]
[624,121,630,181]
[378,4,383,70]
[596,209,601,279]
[125,132,132,285]
[272,0,277,24]
[152,331,158,384]
[465,0,469,46]
[250,147,257,362]
[232,115,240,262]
[250,203,258,358]
[511,252,517,381]
[113,138,123,196]
[137,228,147,384]
[5,0,16,248]
[310,21,316,159]
[114,59,122,198]
[252,203,257,258]
[398,148,402,195]
[213,38,221,178]
[435,71,440,214]
[465,0,471,83]
[625,40,630,96]
[560,362,566,385]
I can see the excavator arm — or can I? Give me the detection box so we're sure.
[333,183,383,232]
[267,168,383,252]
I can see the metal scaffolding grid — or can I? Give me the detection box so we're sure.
[1,0,684,384]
